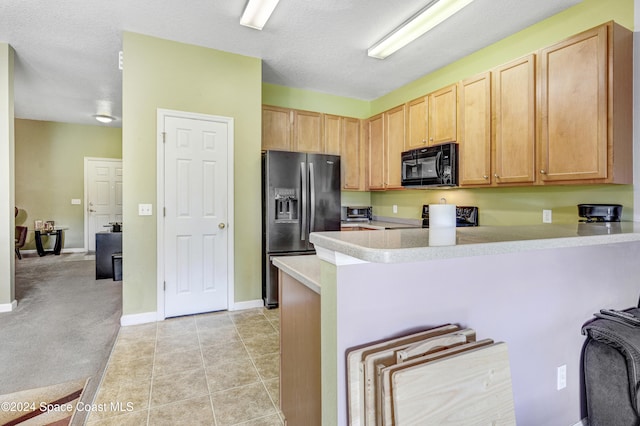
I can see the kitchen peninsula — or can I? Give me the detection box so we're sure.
[273,223,640,426]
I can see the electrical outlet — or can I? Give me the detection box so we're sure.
[557,364,567,390]
[71,199,81,205]
[138,203,153,216]
[393,205,398,214]
[543,209,552,223]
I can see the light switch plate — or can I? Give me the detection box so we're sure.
[71,199,81,205]
[138,204,153,216]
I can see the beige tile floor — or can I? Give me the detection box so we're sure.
[86,308,283,426]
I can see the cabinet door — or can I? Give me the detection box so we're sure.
[385,105,405,189]
[323,114,342,155]
[428,84,457,145]
[293,110,323,153]
[492,55,536,184]
[458,73,491,186]
[280,272,321,426]
[405,96,428,150]
[538,25,608,182]
[262,105,292,151]
[342,117,362,190]
[367,114,385,190]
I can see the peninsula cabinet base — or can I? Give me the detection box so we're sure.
[279,271,321,426]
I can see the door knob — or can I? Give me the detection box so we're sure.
[218,223,226,229]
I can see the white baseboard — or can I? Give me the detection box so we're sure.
[230,299,264,311]
[120,311,157,326]
[20,248,87,255]
[0,299,18,312]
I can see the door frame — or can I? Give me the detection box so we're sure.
[83,157,123,252]
[156,108,235,320]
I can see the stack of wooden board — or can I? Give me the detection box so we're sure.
[347,324,516,425]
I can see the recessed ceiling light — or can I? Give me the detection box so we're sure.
[93,114,116,124]
[368,0,475,59]
[240,0,280,30]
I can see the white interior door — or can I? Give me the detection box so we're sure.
[85,158,123,251]
[162,114,230,317]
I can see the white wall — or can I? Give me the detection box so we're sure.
[634,0,640,221]
[331,241,640,425]
[0,44,15,312]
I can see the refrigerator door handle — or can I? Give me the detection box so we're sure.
[300,162,307,241]
[309,162,316,233]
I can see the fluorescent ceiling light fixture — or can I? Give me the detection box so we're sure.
[368,0,475,59]
[240,0,280,30]
[94,114,115,123]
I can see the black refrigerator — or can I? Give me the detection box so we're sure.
[262,150,341,308]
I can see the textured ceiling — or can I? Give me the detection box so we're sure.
[0,0,582,127]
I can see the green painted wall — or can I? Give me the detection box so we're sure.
[122,32,262,316]
[373,185,633,225]
[14,119,122,250]
[263,83,370,119]
[263,0,635,225]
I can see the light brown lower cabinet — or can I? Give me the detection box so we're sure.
[279,271,321,426]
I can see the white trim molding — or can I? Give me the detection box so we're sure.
[0,299,18,312]
[120,311,157,326]
[230,299,264,311]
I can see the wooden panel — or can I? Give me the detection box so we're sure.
[342,117,362,190]
[428,84,457,145]
[262,105,292,151]
[492,54,536,184]
[405,96,428,150]
[367,114,385,190]
[392,343,516,425]
[458,73,491,186]
[293,110,323,153]
[279,272,321,426]
[384,104,405,189]
[323,114,341,155]
[539,25,607,181]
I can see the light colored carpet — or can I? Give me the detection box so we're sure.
[0,378,88,426]
[0,253,122,425]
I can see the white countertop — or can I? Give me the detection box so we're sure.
[272,255,322,294]
[340,220,420,230]
[311,222,640,264]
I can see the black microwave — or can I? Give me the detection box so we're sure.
[401,142,458,187]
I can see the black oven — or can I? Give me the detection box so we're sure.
[401,142,458,187]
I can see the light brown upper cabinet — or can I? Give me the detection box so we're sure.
[367,114,385,190]
[458,72,491,186]
[428,84,457,145]
[323,114,342,156]
[325,114,363,189]
[262,105,292,151]
[405,86,457,150]
[341,117,363,190]
[492,54,537,185]
[293,110,323,153]
[405,96,428,150]
[384,104,406,189]
[538,22,632,184]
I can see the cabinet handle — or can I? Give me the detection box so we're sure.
[494,174,500,178]
[483,175,489,180]
[540,170,547,174]
[429,138,434,141]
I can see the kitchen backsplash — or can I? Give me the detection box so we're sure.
[343,184,633,226]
